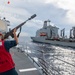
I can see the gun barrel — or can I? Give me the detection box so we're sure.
[29,14,37,20]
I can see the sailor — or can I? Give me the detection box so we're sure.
[0,29,18,75]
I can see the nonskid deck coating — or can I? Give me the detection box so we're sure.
[10,48,41,75]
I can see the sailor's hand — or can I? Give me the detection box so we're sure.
[13,28,18,44]
[13,29,17,34]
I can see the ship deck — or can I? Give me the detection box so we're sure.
[10,47,41,75]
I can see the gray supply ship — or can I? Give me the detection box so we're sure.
[31,20,75,47]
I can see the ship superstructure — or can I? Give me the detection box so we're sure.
[36,20,59,39]
[0,17,10,34]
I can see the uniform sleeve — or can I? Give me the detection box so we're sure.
[4,40,17,52]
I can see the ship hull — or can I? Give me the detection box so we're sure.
[31,37,75,47]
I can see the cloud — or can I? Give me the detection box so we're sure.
[16,30,30,37]
[20,32,30,37]
[45,0,75,24]
[1,0,75,25]
[0,0,75,37]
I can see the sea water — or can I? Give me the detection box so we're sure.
[19,36,75,75]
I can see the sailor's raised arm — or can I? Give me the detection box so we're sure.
[13,29,18,44]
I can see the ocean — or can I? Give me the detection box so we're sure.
[18,36,75,75]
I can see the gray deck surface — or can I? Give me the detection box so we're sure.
[10,48,41,75]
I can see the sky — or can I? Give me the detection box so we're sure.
[0,0,75,37]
